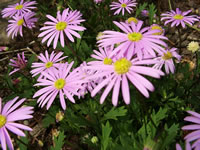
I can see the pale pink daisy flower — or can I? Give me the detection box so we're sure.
[98,21,168,60]
[153,48,181,74]
[9,52,27,75]
[33,62,85,110]
[38,8,86,49]
[7,12,37,39]
[76,62,98,98]
[89,46,114,66]
[0,97,33,150]
[84,56,164,106]
[182,111,200,146]
[110,0,137,16]
[31,50,67,78]
[68,10,85,25]
[1,0,37,18]
[161,8,199,28]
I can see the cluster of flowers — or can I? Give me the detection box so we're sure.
[2,0,38,38]
[1,0,200,149]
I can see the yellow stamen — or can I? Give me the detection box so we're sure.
[128,32,143,42]
[56,22,67,31]
[162,51,173,60]
[150,25,163,35]
[17,19,24,26]
[54,79,66,89]
[0,115,6,128]
[121,3,127,8]
[114,58,132,74]
[173,14,184,20]
[127,17,138,24]
[45,62,53,68]
[103,58,113,65]
[15,5,23,10]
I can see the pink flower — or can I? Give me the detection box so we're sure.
[85,55,164,106]
[110,0,137,16]
[153,47,181,74]
[98,21,168,60]
[33,62,86,110]
[31,50,67,78]
[0,97,33,150]
[161,8,199,28]
[38,8,86,49]
[1,0,37,18]
[9,52,27,75]
[7,12,37,39]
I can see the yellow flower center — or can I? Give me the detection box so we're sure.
[0,115,6,128]
[151,25,163,35]
[121,3,127,8]
[54,79,66,90]
[103,57,113,65]
[173,14,184,20]
[127,17,138,24]
[17,19,24,26]
[45,62,53,68]
[128,32,143,42]
[162,51,173,60]
[15,5,23,10]
[114,58,132,74]
[56,22,67,31]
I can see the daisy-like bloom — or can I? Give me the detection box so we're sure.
[110,0,137,16]
[7,12,37,39]
[0,97,33,150]
[9,52,27,75]
[98,21,168,60]
[68,9,85,25]
[125,17,139,25]
[31,50,67,78]
[76,62,98,98]
[176,143,191,150]
[94,0,104,4]
[161,8,199,28]
[149,24,165,35]
[187,41,199,53]
[84,55,164,106]
[182,111,200,146]
[89,46,114,66]
[153,48,181,74]
[38,8,86,49]
[1,0,37,18]
[33,62,85,110]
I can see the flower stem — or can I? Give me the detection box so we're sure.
[64,38,83,63]
[168,0,172,10]
[187,24,200,32]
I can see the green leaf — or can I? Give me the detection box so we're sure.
[101,121,112,150]
[50,131,66,150]
[148,3,157,25]
[159,124,179,149]
[101,106,127,121]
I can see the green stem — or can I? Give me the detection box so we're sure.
[168,0,172,10]
[187,24,200,32]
